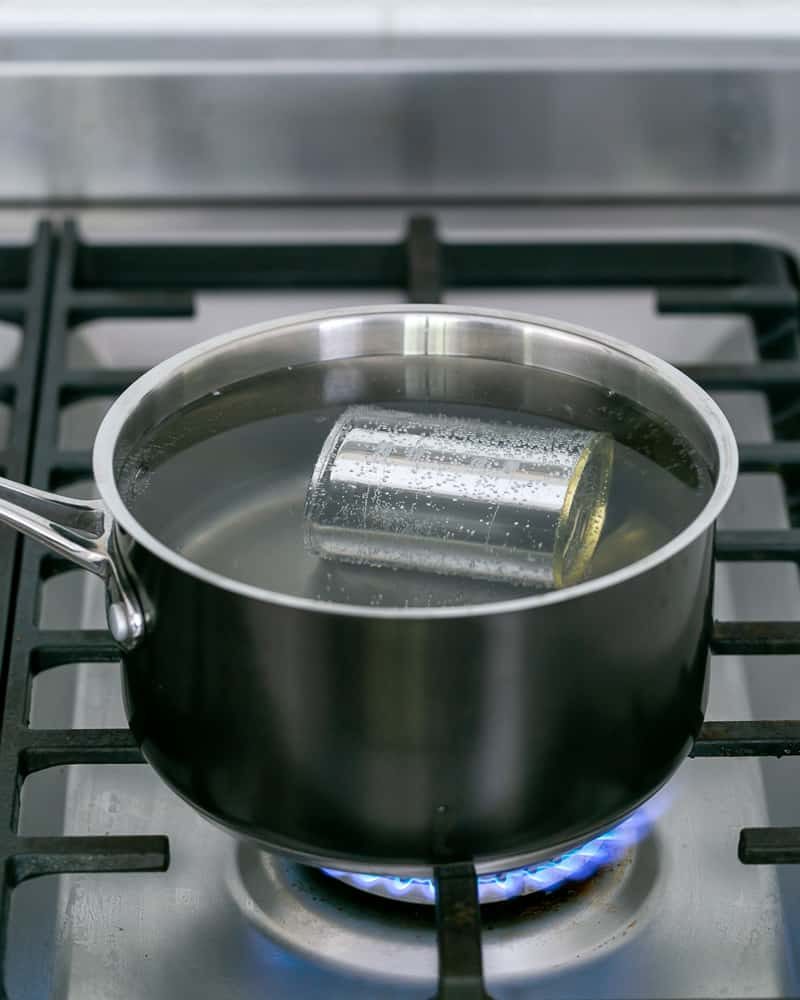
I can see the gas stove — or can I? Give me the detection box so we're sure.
[0,204,797,997]
[0,199,800,1000]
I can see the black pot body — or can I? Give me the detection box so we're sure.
[121,525,714,875]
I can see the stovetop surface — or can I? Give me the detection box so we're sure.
[1,202,799,998]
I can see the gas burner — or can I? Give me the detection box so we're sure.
[321,807,655,905]
[228,814,663,984]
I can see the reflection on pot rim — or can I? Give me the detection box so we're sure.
[93,305,738,618]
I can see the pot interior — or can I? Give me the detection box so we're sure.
[108,310,726,610]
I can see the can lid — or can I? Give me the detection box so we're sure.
[554,433,614,588]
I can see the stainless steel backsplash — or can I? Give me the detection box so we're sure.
[3,36,800,201]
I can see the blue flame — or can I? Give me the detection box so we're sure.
[322,803,658,905]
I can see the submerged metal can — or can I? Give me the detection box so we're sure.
[304,405,614,590]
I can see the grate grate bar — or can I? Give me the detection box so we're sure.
[432,863,493,1000]
[406,215,442,304]
[61,369,146,395]
[711,620,800,654]
[22,632,118,662]
[0,291,30,324]
[67,290,194,323]
[49,451,93,479]
[716,530,800,561]
[739,827,800,864]
[738,442,800,471]
[444,242,794,287]
[683,361,800,389]
[74,238,406,289]
[693,721,800,757]
[8,835,169,886]
[19,729,143,774]
[658,285,798,313]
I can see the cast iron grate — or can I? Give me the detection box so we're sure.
[0,221,172,1000]
[0,223,52,683]
[0,215,800,998]
[0,223,71,998]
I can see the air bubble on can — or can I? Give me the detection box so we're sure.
[304,405,614,591]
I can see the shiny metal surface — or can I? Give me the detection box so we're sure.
[0,305,736,872]
[0,478,144,647]
[305,405,612,590]
[5,234,796,997]
[1,38,800,199]
[96,306,736,616]
[120,521,714,872]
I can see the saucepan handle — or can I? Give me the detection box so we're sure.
[0,476,145,650]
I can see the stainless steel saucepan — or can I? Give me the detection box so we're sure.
[0,306,737,876]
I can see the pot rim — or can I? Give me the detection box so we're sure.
[93,304,738,620]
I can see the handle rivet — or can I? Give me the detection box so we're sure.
[108,602,133,645]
